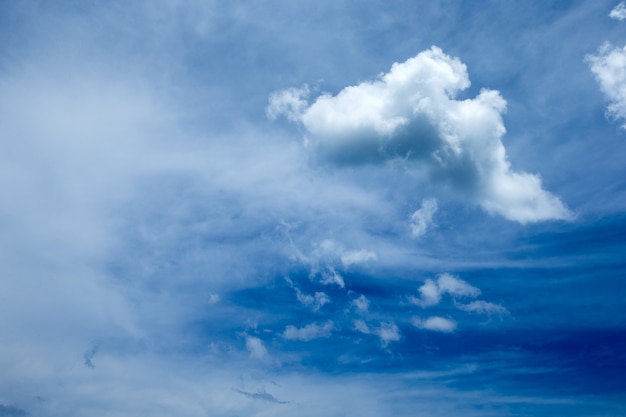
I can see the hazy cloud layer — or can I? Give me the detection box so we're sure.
[269,47,571,223]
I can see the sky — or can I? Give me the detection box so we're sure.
[1,1,626,416]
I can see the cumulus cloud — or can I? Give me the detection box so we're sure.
[610,2,626,20]
[409,273,480,308]
[410,198,438,237]
[455,300,509,315]
[268,46,570,223]
[283,321,334,341]
[587,43,626,129]
[412,316,457,333]
[245,336,268,359]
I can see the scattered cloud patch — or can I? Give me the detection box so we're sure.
[409,273,480,308]
[351,294,370,314]
[355,320,400,346]
[245,336,268,360]
[208,293,221,304]
[266,85,310,122]
[320,267,345,288]
[412,316,457,333]
[286,277,331,311]
[353,319,371,334]
[269,46,570,223]
[610,2,626,20]
[376,322,401,346]
[455,300,509,316]
[410,198,438,238]
[587,43,626,129]
[283,321,334,341]
[341,249,378,267]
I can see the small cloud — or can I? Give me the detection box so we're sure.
[283,320,334,341]
[341,249,377,267]
[410,198,438,238]
[409,273,480,308]
[455,300,509,316]
[266,85,310,122]
[236,388,288,404]
[351,294,370,314]
[289,279,330,311]
[353,319,370,334]
[409,278,441,307]
[610,2,626,20]
[245,336,268,360]
[587,43,626,129]
[376,321,401,346]
[355,320,401,346]
[412,316,457,333]
[320,267,345,288]
[208,293,221,304]
[437,273,481,298]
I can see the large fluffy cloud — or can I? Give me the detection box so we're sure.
[268,47,571,223]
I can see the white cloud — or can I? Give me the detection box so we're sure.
[412,316,457,333]
[320,267,345,288]
[455,300,509,315]
[437,273,481,298]
[269,46,570,223]
[266,85,310,122]
[610,2,626,20]
[245,336,268,359]
[341,249,378,267]
[409,273,480,308]
[351,295,370,314]
[409,278,441,307]
[283,321,334,341]
[353,320,400,346]
[376,322,401,346]
[410,198,438,238]
[353,319,371,334]
[295,289,330,311]
[587,43,626,129]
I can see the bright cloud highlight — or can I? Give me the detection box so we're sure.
[588,43,626,129]
[269,47,571,223]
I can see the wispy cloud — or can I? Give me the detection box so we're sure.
[410,198,438,238]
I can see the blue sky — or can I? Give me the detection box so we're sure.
[1,1,626,416]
